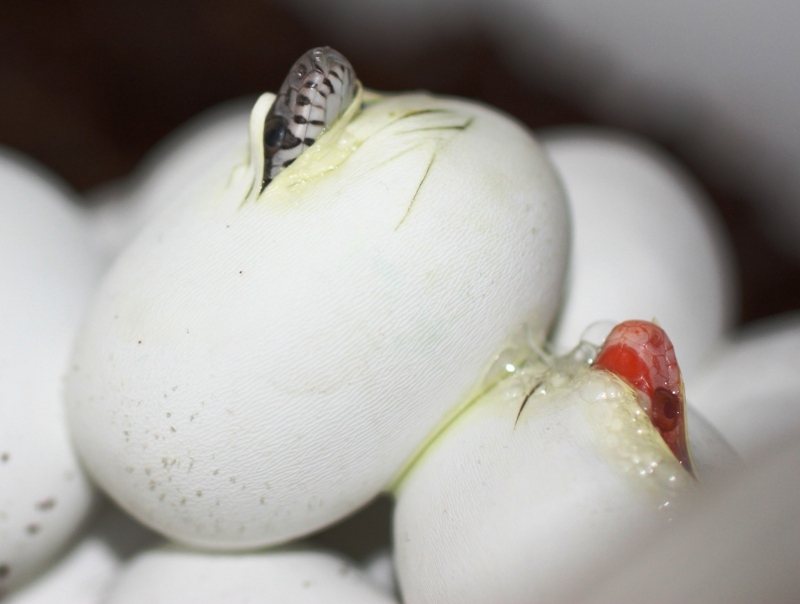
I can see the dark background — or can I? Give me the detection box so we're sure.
[2,0,799,322]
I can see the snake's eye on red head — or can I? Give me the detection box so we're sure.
[594,320,693,475]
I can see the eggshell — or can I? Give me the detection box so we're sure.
[65,90,569,548]
[0,148,102,594]
[5,504,160,604]
[103,546,398,604]
[361,549,396,598]
[541,128,736,380]
[88,97,252,263]
[577,432,800,603]
[393,365,734,603]
[690,312,800,459]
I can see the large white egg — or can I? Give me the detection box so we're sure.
[393,344,735,603]
[104,546,397,604]
[0,148,102,594]
[691,312,800,459]
[88,98,252,263]
[578,433,800,603]
[541,129,736,379]
[65,88,569,548]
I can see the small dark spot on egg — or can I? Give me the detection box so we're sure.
[26,524,40,535]
[0,564,9,579]
[180,498,186,505]
[137,340,142,344]
[196,490,202,497]
[170,427,176,433]
[36,498,56,512]
[166,412,171,418]
[1,453,9,463]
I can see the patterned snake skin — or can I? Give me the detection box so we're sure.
[261,47,358,191]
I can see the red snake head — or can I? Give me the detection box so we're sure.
[594,320,693,475]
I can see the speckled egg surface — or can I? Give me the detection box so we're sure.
[0,149,102,595]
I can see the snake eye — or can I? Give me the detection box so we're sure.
[264,120,286,150]
[652,387,680,432]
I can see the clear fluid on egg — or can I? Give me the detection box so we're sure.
[578,372,694,516]
[486,332,694,515]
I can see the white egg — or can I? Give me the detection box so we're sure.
[4,504,160,604]
[691,312,800,459]
[393,349,735,603]
[541,128,736,379]
[103,546,398,604]
[0,148,103,594]
[88,97,252,263]
[361,548,396,597]
[578,433,800,603]
[65,88,569,548]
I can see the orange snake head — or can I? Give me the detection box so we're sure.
[594,320,694,476]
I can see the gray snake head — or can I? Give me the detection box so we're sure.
[261,46,358,192]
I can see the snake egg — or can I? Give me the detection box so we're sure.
[393,321,735,603]
[0,149,102,595]
[103,546,397,604]
[65,48,570,549]
[541,128,736,379]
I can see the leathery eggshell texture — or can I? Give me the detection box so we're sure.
[541,128,736,379]
[65,87,569,548]
[0,148,101,595]
[103,546,398,604]
[393,356,733,603]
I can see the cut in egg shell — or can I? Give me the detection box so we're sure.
[103,546,398,604]
[65,86,570,549]
[541,128,737,380]
[393,321,736,603]
[0,148,103,595]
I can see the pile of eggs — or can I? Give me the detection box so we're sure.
[2,47,799,603]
